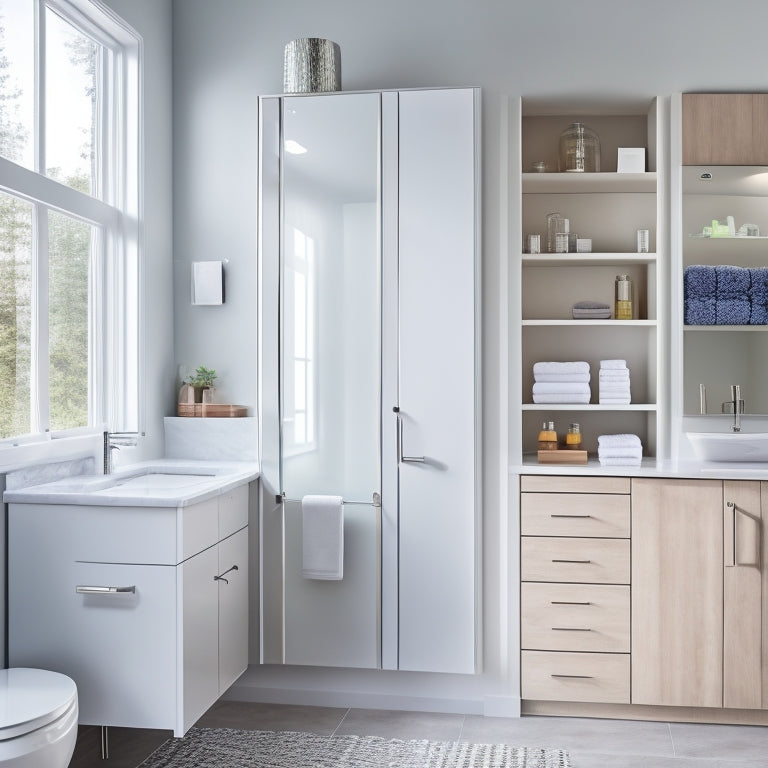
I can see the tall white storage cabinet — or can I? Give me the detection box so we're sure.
[258,87,481,675]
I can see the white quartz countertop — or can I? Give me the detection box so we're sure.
[3,459,259,507]
[513,456,768,481]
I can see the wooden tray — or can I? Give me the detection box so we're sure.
[537,449,588,465]
[177,403,248,418]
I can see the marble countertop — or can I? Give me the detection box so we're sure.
[3,459,259,507]
[513,456,768,481]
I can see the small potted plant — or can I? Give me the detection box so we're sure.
[187,365,217,403]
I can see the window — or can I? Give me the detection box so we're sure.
[0,0,140,443]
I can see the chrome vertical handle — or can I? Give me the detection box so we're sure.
[726,501,737,567]
[393,407,425,463]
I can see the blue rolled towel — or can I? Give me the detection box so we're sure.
[716,298,750,325]
[685,297,716,325]
[749,267,768,325]
[716,265,750,298]
[684,265,716,299]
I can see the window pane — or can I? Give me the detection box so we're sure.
[0,0,34,168]
[48,209,90,431]
[0,190,32,438]
[45,8,100,195]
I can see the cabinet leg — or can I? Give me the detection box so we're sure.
[100,725,109,760]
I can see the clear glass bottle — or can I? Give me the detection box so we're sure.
[559,122,601,173]
[615,274,633,320]
[565,423,582,449]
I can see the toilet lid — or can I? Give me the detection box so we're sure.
[0,668,78,740]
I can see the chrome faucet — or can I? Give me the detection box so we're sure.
[103,430,141,474]
[731,385,742,433]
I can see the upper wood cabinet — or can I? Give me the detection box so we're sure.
[682,93,768,165]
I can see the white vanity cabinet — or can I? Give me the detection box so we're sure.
[8,482,250,737]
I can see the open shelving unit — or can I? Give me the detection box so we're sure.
[514,98,666,465]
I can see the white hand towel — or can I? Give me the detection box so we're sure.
[599,456,642,467]
[598,370,630,381]
[533,361,590,376]
[534,372,591,383]
[599,386,631,396]
[533,382,592,395]
[533,393,591,404]
[599,397,632,404]
[600,359,627,370]
[302,494,344,580]
[598,434,642,449]
[598,445,643,459]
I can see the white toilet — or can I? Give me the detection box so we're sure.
[0,668,78,768]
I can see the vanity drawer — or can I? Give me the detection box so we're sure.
[521,582,630,652]
[521,650,630,703]
[219,483,249,540]
[520,476,630,495]
[521,537,630,584]
[521,493,630,538]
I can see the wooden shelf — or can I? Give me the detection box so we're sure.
[177,403,248,417]
[523,172,657,194]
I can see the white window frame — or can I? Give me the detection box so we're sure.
[0,0,141,450]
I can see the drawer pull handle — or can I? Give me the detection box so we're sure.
[550,514,591,518]
[76,585,136,595]
[551,674,594,679]
[551,627,592,632]
[551,559,591,564]
[551,600,591,605]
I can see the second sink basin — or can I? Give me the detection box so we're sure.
[687,431,768,462]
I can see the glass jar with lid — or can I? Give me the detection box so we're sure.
[558,122,601,173]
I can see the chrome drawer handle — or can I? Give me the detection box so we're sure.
[551,674,594,679]
[550,514,591,518]
[551,559,591,564]
[76,585,136,595]
[551,627,592,631]
[551,600,592,605]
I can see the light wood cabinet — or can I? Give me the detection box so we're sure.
[520,475,631,704]
[632,478,768,710]
[682,93,768,165]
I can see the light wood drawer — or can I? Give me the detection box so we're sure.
[521,537,630,584]
[521,493,630,538]
[521,582,630,652]
[521,650,630,703]
[520,476,630,494]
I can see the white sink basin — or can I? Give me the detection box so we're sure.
[687,432,768,463]
[92,470,217,496]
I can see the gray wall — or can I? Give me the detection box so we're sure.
[170,0,768,711]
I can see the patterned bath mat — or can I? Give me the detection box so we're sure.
[139,727,571,767]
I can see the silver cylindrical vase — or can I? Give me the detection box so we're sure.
[283,38,341,93]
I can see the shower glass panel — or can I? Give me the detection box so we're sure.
[280,93,380,502]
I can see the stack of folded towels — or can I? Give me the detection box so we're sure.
[598,359,631,405]
[684,265,768,325]
[532,361,591,404]
[572,300,611,320]
[598,434,643,467]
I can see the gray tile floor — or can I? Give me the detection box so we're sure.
[69,701,768,767]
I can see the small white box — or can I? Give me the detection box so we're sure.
[576,238,592,253]
[191,261,224,305]
[617,147,645,173]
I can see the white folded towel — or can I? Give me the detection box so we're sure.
[599,456,642,467]
[598,446,643,459]
[302,494,344,580]
[533,393,591,404]
[599,387,631,397]
[534,372,591,383]
[598,434,641,449]
[599,397,632,404]
[600,359,627,370]
[533,361,590,376]
[599,370,630,381]
[533,382,592,395]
